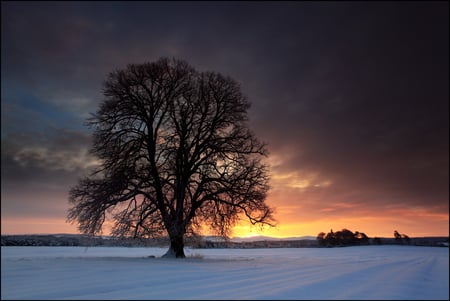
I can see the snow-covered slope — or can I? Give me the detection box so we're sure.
[1,245,448,300]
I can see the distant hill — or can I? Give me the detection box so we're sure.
[230,235,316,242]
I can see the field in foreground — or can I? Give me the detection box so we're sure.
[1,245,448,300]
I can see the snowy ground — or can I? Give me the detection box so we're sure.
[1,245,448,300]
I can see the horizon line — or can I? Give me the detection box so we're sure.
[1,232,448,239]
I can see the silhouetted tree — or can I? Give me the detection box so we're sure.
[336,228,355,245]
[317,232,326,246]
[324,229,337,246]
[67,58,274,258]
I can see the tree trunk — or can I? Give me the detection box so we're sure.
[162,233,186,258]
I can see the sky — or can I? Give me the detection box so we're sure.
[1,1,448,238]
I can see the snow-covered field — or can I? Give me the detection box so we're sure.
[1,245,448,300]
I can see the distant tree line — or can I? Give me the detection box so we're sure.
[317,229,370,247]
[0,235,169,247]
[2,232,447,248]
[317,229,416,247]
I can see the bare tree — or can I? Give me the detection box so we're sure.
[67,58,274,258]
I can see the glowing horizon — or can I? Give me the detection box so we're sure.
[2,208,448,238]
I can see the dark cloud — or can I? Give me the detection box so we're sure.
[2,116,95,184]
[1,1,448,234]
[1,124,96,225]
[247,2,449,213]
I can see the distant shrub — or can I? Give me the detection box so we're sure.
[394,230,410,245]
